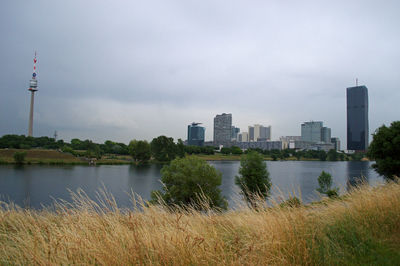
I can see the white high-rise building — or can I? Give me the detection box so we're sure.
[213,113,232,145]
[237,132,249,142]
[259,125,271,141]
[248,124,271,141]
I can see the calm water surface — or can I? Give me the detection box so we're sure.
[0,161,382,209]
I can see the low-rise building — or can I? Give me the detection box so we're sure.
[237,132,249,142]
[236,141,282,151]
[331,137,341,151]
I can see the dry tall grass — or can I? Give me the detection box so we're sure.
[1,183,400,265]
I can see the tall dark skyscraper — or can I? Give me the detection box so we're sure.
[347,85,369,151]
[187,122,205,146]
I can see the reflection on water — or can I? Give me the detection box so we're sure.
[346,161,370,191]
[208,161,241,206]
[127,164,163,202]
[0,161,382,209]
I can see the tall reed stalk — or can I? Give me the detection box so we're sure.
[1,183,399,265]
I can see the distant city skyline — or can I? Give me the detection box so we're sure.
[1,1,399,147]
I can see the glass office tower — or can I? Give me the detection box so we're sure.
[187,123,205,146]
[347,85,369,151]
[301,121,323,142]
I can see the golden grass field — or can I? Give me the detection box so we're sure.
[1,182,399,265]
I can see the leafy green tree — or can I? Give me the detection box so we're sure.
[184,145,200,155]
[294,151,302,161]
[101,140,129,155]
[327,149,338,161]
[151,157,227,210]
[176,139,185,158]
[235,151,271,205]
[281,149,290,159]
[150,136,177,162]
[85,143,102,159]
[350,152,366,161]
[70,138,83,150]
[13,151,27,164]
[368,121,400,180]
[231,146,243,155]
[61,145,75,155]
[129,140,151,164]
[318,150,327,161]
[316,171,338,198]
[0,134,63,149]
[202,146,215,155]
[220,147,231,155]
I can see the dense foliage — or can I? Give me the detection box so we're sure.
[235,151,271,204]
[150,136,179,162]
[0,134,217,161]
[243,148,341,161]
[368,121,400,180]
[184,145,215,155]
[128,140,151,164]
[151,156,227,210]
[1,134,358,162]
[327,149,338,161]
[219,146,243,155]
[13,151,27,164]
[0,135,130,157]
[0,135,64,149]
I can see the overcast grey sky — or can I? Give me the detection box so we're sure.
[1,0,399,146]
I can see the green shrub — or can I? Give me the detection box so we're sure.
[151,156,227,210]
[235,151,271,206]
[368,121,400,180]
[13,151,27,164]
[317,171,339,198]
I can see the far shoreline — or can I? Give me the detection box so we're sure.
[0,148,368,166]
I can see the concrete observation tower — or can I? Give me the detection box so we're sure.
[28,52,38,137]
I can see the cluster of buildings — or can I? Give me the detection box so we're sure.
[25,53,368,154]
[187,84,369,153]
[279,121,338,152]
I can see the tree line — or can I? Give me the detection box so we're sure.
[1,134,366,162]
[0,134,216,162]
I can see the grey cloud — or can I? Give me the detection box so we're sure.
[1,0,399,145]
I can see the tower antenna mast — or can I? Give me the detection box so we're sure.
[28,51,38,137]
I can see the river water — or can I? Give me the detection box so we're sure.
[0,161,382,209]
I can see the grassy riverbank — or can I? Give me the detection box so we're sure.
[0,149,84,164]
[0,183,399,264]
[0,148,369,165]
[195,153,320,161]
[0,149,321,165]
[0,149,133,165]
